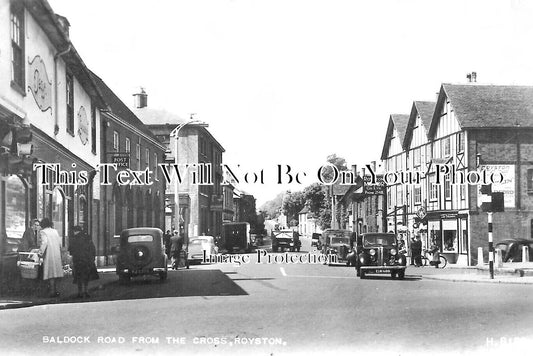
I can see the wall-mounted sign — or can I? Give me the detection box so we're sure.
[77,106,89,145]
[28,55,52,113]
[477,165,515,208]
[416,206,427,220]
[111,153,130,169]
[364,174,385,195]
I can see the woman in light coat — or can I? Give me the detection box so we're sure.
[38,218,64,297]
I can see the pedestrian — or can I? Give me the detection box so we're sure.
[68,226,99,298]
[18,218,41,252]
[429,239,440,268]
[170,230,184,270]
[411,235,422,267]
[38,218,64,298]
[163,230,172,259]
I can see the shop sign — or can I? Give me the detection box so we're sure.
[28,55,52,113]
[111,153,130,168]
[477,165,515,208]
[364,174,385,194]
[77,106,89,145]
[416,206,427,220]
[441,212,457,219]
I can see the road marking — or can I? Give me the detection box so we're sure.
[280,267,287,276]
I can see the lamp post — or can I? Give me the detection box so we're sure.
[170,115,206,239]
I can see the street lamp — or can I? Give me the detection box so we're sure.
[170,115,207,240]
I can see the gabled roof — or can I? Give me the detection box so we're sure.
[380,114,409,160]
[89,71,162,143]
[403,101,436,148]
[429,84,533,137]
[298,206,309,215]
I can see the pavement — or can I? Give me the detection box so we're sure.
[3,255,533,310]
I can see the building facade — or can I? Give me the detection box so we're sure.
[0,0,105,280]
[382,84,533,266]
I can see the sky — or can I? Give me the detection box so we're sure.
[48,0,533,206]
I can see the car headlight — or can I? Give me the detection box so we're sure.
[369,249,376,256]
[390,248,397,256]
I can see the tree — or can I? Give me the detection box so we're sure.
[319,153,349,183]
[259,192,285,219]
[282,190,306,225]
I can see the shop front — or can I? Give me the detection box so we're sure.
[426,211,469,265]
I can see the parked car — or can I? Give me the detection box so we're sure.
[495,239,533,262]
[320,229,354,266]
[355,233,407,279]
[114,227,168,283]
[188,236,217,264]
[271,230,301,252]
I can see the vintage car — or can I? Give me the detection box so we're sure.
[271,230,301,252]
[320,229,353,266]
[114,227,168,283]
[495,239,533,262]
[355,233,407,279]
[187,235,217,264]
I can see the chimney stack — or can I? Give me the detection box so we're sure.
[133,87,148,108]
[55,14,70,37]
[466,72,477,83]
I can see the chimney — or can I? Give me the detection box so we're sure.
[472,72,477,82]
[466,72,477,83]
[133,87,148,108]
[55,14,70,37]
[352,164,357,177]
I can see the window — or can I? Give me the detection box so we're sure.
[91,103,97,154]
[387,188,391,209]
[460,184,466,201]
[125,138,131,153]
[430,176,438,201]
[397,185,403,206]
[66,72,74,134]
[457,131,465,153]
[527,169,533,194]
[414,186,421,205]
[5,176,27,247]
[443,137,451,156]
[145,148,150,168]
[113,131,119,151]
[413,148,421,168]
[445,178,451,200]
[154,153,158,179]
[10,2,25,91]
[136,143,140,170]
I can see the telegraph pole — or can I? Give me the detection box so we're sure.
[488,211,494,279]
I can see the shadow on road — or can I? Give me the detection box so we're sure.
[54,269,249,305]
[359,275,422,282]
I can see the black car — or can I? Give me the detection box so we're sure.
[114,227,168,283]
[355,233,407,279]
[495,239,533,262]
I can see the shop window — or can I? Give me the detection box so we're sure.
[66,72,74,134]
[428,221,441,251]
[52,187,65,244]
[10,2,25,92]
[5,176,27,251]
[78,195,87,230]
[442,219,457,252]
[459,218,468,254]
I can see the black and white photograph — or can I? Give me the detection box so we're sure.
[1,0,533,355]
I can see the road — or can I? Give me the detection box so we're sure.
[1,238,533,356]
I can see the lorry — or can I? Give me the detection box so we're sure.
[271,230,301,252]
[222,222,251,253]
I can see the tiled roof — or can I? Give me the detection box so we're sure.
[299,206,309,214]
[429,84,533,135]
[89,71,160,141]
[380,114,409,160]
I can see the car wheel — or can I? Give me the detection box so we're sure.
[356,267,360,277]
[346,260,350,267]
[397,269,405,280]
[360,270,366,279]
[391,270,397,279]
[118,273,131,284]
[159,271,167,281]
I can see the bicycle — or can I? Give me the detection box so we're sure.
[419,249,447,268]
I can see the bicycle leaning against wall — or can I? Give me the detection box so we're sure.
[420,249,448,268]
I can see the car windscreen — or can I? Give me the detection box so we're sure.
[275,232,293,239]
[329,237,350,245]
[127,235,154,243]
[363,234,395,246]
[190,239,208,245]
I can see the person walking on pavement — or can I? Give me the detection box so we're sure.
[38,218,64,298]
[18,218,41,252]
[170,230,184,270]
[163,230,172,259]
[69,226,99,298]
[411,235,423,267]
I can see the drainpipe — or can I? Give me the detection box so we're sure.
[53,45,72,136]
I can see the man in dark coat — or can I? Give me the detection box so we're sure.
[411,235,423,267]
[69,226,98,298]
